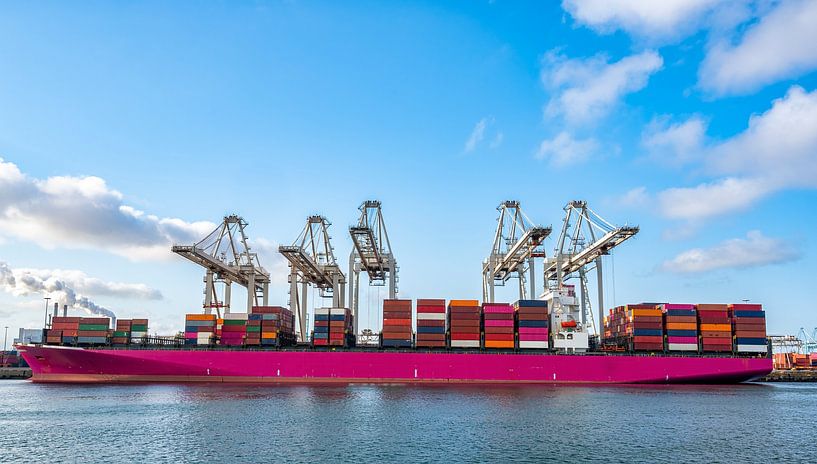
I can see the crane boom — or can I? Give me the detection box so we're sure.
[171,215,269,315]
[483,201,550,302]
[279,215,346,340]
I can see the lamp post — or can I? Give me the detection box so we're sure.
[2,326,7,367]
[43,297,51,328]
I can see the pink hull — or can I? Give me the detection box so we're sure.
[17,345,772,384]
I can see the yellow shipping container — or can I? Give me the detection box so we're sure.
[186,314,217,321]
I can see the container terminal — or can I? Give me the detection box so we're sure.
[18,200,773,384]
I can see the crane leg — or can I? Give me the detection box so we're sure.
[224,281,232,315]
[596,257,604,338]
[301,281,308,342]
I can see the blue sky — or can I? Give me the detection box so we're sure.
[1,0,816,340]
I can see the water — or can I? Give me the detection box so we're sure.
[0,381,815,463]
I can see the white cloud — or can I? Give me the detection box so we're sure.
[700,0,817,96]
[617,186,650,208]
[661,231,800,272]
[562,0,727,40]
[542,50,663,124]
[536,131,598,167]
[642,115,707,165]
[0,260,162,320]
[657,177,772,221]
[709,86,817,186]
[0,158,215,261]
[655,85,817,221]
[464,118,490,152]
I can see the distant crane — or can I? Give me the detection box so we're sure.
[279,215,346,340]
[172,215,270,316]
[348,200,397,335]
[797,327,817,354]
[544,201,638,336]
[482,201,551,303]
[769,335,803,354]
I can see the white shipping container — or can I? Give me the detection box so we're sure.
[736,344,767,353]
[224,313,249,320]
[519,341,549,349]
[416,313,446,320]
[330,307,347,315]
[450,340,480,348]
[314,308,331,315]
[668,343,698,351]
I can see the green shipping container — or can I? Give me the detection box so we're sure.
[246,326,261,333]
[113,331,130,337]
[78,324,109,331]
[223,320,247,326]
[131,325,148,332]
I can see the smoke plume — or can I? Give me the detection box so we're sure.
[0,260,131,321]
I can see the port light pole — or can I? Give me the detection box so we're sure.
[43,297,51,328]
[2,326,7,367]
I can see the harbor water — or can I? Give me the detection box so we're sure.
[0,381,815,462]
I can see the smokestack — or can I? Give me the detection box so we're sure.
[53,302,59,318]
[63,304,68,317]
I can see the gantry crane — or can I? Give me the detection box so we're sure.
[797,327,817,353]
[482,201,550,303]
[279,215,346,340]
[544,200,638,336]
[348,200,397,335]
[171,215,270,316]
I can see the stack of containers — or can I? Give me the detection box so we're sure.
[329,308,352,347]
[45,328,63,345]
[448,300,481,348]
[130,319,148,343]
[184,314,216,345]
[313,308,330,346]
[604,305,663,351]
[50,317,80,345]
[77,318,110,345]
[221,313,248,346]
[730,303,767,353]
[662,304,698,351]
[515,300,549,349]
[382,299,413,348]
[251,306,296,346]
[482,303,514,349]
[112,319,132,344]
[415,299,446,348]
[697,304,732,352]
[246,313,262,346]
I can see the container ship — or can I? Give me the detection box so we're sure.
[17,200,773,384]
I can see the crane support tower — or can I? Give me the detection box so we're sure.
[544,200,638,338]
[482,201,551,303]
[348,200,398,336]
[279,215,346,341]
[172,215,270,316]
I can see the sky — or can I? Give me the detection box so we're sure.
[1,0,816,341]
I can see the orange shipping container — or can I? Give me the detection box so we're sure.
[449,299,480,307]
[700,323,731,331]
[666,322,697,330]
[631,309,662,317]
